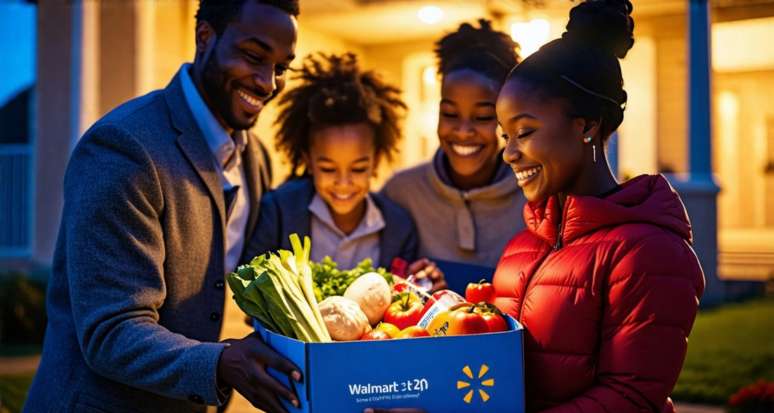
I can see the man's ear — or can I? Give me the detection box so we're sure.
[194,21,217,61]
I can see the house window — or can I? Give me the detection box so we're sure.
[0,0,36,257]
[713,16,774,280]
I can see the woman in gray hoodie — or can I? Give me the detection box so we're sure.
[382,20,526,269]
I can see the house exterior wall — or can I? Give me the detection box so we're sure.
[15,1,773,292]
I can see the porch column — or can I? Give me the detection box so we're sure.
[674,0,723,306]
[34,0,99,264]
[33,1,80,264]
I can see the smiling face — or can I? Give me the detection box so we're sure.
[437,69,502,189]
[194,1,297,131]
[306,123,377,231]
[496,78,589,202]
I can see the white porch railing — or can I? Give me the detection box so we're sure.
[0,144,32,257]
[719,229,774,281]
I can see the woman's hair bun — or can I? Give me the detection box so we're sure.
[563,0,634,58]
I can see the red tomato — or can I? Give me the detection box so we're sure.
[481,312,508,332]
[446,306,489,336]
[465,280,494,304]
[427,303,488,336]
[383,293,423,330]
[473,303,509,333]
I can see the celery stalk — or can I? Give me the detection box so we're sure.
[291,235,330,340]
[264,258,315,341]
[227,234,333,342]
[266,254,326,342]
[253,269,299,338]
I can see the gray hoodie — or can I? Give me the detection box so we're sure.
[381,149,526,267]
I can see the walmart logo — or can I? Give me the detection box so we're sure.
[457,364,495,404]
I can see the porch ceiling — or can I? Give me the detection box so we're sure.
[299,0,689,45]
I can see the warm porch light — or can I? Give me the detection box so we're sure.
[510,18,550,57]
[422,65,437,87]
[417,5,443,25]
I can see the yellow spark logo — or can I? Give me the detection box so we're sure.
[456,364,495,404]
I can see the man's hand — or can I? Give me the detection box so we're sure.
[408,258,447,292]
[217,333,301,413]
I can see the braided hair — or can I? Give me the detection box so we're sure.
[435,19,520,85]
[275,53,406,177]
[506,0,635,140]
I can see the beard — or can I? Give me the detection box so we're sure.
[201,43,258,131]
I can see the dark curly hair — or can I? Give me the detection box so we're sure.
[195,0,299,35]
[275,53,407,178]
[435,19,520,85]
[506,0,634,140]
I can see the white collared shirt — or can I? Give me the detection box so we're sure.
[179,63,250,275]
[308,194,385,269]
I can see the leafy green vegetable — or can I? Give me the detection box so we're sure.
[228,234,332,342]
[310,257,394,302]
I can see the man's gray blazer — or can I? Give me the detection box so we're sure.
[23,71,271,413]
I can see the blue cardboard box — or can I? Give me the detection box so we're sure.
[255,317,525,413]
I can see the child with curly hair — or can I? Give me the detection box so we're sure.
[243,53,434,278]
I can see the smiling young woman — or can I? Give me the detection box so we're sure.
[491,1,705,412]
[381,20,526,269]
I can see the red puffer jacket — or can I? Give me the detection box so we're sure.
[493,174,705,413]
